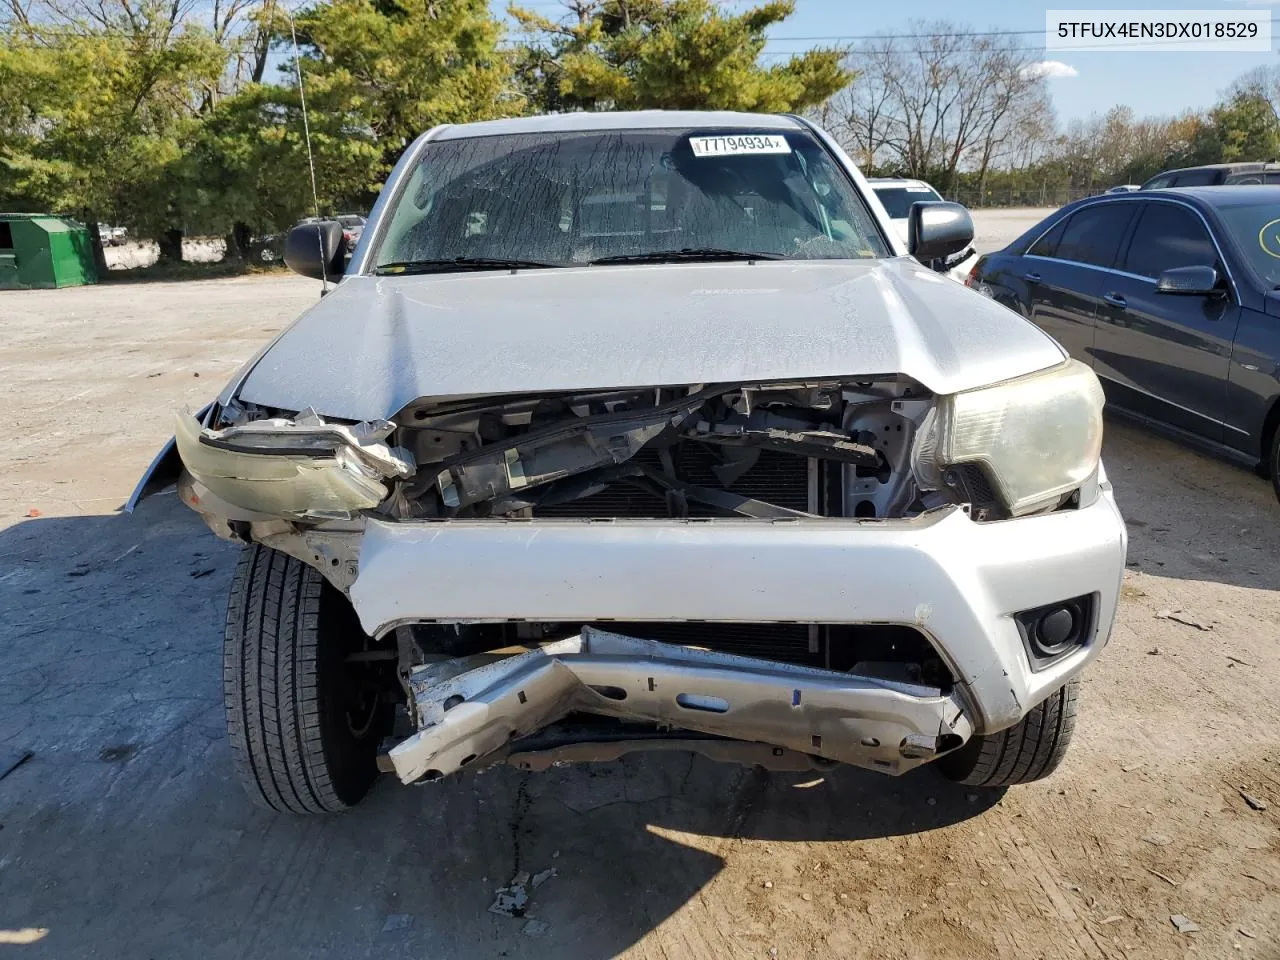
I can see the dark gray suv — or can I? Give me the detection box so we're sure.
[1141,161,1280,188]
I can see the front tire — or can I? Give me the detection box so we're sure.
[223,545,391,814]
[939,680,1078,787]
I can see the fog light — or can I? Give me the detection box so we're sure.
[1015,595,1096,670]
[1037,607,1076,650]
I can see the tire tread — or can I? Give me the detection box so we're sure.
[223,544,353,814]
[940,681,1079,788]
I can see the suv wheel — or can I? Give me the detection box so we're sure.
[223,545,393,814]
[939,680,1078,787]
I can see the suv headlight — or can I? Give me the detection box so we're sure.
[913,359,1105,517]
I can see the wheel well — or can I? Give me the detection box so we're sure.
[1261,396,1280,478]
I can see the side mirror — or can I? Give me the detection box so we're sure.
[1156,264,1220,296]
[907,201,975,263]
[284,220,345,281]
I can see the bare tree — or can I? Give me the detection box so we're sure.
[2,0,34,27]
[969,52,1053,195]
[820,44,897,169]
[1001,91,1056,173]
[825,21,1051,191]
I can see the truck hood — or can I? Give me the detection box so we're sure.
[232,259,1065,421]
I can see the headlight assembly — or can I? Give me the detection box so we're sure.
[173,411,415,521]
[913,360,1105,517]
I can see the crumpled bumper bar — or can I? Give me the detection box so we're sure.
[387,628,972,783]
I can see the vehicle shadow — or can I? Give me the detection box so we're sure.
[0,501,999,959]
[1102,416,1280,591]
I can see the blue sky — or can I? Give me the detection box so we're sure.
[497,0,1280,122]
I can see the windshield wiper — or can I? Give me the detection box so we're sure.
[375,256,562,275]
[589,248,785,265]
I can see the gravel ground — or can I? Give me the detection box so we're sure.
[967,207,1055,254]
[1,210,1277,958]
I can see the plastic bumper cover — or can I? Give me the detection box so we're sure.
[351,479,1126,736]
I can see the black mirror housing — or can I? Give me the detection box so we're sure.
[1156,264,1220,296]
[907,201,975,263]
[284,220,346,281]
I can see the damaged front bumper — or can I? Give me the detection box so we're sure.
[353,475,1126,742]
[387,627,971,783]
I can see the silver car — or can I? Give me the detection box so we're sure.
[130,111,1126,814]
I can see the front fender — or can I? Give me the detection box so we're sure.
[124,402,213,513]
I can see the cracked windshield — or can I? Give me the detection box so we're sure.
[374,129,890,271]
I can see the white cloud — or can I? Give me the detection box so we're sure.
[1022,60,1080,80]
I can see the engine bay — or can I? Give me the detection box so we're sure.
[380,377,947,522]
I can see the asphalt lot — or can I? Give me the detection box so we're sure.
[2,212,1278,958]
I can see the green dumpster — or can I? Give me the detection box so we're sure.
[0,214,98,289]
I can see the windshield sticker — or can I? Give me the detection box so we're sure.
[689,135,791,158]
[907,186,935,192]
[1259,218,1280,258]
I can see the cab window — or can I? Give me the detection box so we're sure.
[1171,169,1219,187]
[1120,202,1217,279]
[1052,203,1137,268]
[1028,217,1068,257]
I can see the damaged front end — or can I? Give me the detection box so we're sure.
[172,377,968,536]
[161,375,1002,779]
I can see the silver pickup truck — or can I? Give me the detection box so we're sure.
[130,111,1127,814]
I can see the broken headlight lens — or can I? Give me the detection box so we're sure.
[201,430,349,456]
[913,359,1104,517]
[174,412,414,521]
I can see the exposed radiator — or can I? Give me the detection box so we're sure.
[590,621,821,666]
[533,442,813,518]
[583,622,944,674]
